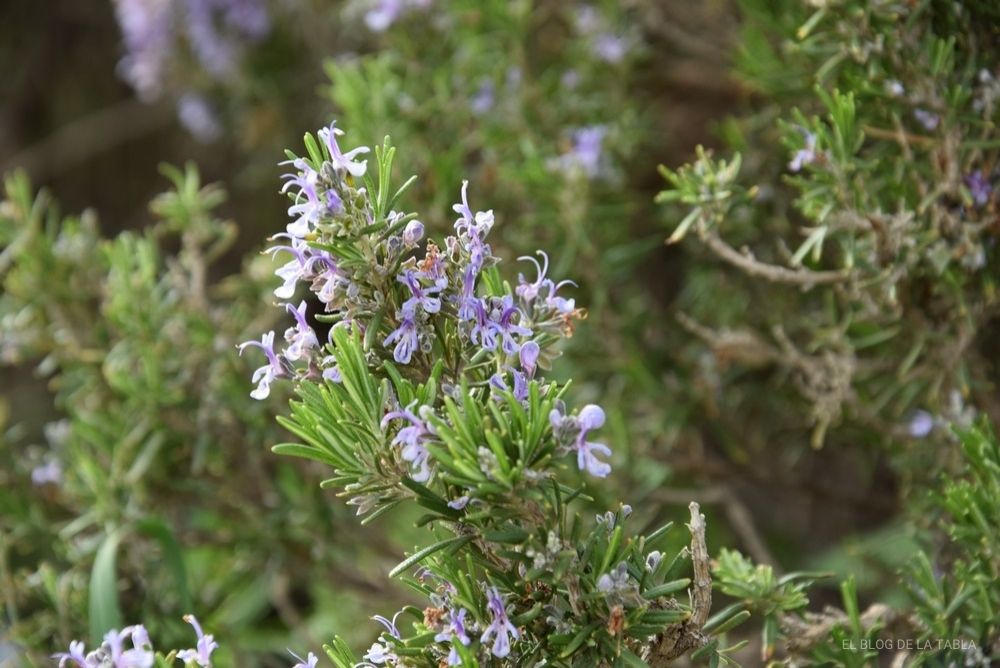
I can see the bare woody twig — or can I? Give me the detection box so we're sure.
[701,231,849,287]
[648,502,712,666]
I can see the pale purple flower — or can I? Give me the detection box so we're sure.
[519,341,540,377]
[493,296,532,355]
[914,108,940,131]
[597,562,630,594]
[363,641,397,665]
[372,611,403,639]
[52,640,89,668]
[32,458,62,486]
[383,305,420,365]
[553,126,606,178]
[645,551,664,572]
[470,81,495,115]
[452,180,495,272]
[515,251,579,318]
[480,587,519,658]
[593,33,628,63]
[561,69,581,90]
[318,123,370,177]
[381,405,433,481]
[489,371,529,402]
[402,219,424,246]
[789,130,818,172]
[908,410,935,438]
[238,331,284,399]
[177,614,218,667]
[447,495,470,510]
[283,301,319,361]
[281,159,341,239]
[365,0,403,32]
[399,269,442,315]
[435,608,471,665]
[114,0,174,99]
[103,627,155,668]
[550,404,612,477]
[268,243,308,299]
[288,651,318,668]
[322,355,342,383]
[966,170,992,207]
[177,93,222,143]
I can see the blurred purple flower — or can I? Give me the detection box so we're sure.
[31,458,62,486]
[966,170,992,207]
[177,94,222,143]
[913,108,940,131]
[789,130,818,172]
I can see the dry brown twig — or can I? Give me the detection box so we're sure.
[647,502,712,666]
[700,231,850,288]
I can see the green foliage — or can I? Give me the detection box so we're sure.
[0,168,400,661]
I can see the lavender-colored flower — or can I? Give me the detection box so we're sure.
[114,0,174,99]
[31,458,62,486]
[288,651,318,668]
[372,611,403,639]
[908,410,935,438]
[645,551,664,572]
[381,405,433,481]
[383,304,420,365]
[886,79,905,97]
[452,180,495,272]
[913,108,940,131]
[489,370,529,402]
[365,0,403,32]
[593,33,628,63]
[402,219,424,246]
[435,607,471,665]
[966,170,992,207]
[447,495,470,510]
[177,614,218,667]
[561,69,581,90]
[517,252,579,320]
[281,159,341,239]
[470,80,495,115]
[322,355,342,383]
[519,341,540,377]
[318,123,370,177]
[238,331,283,399]
[177,93,222,143]
[597,562,630,594]
[492,295,532,355]
[399,269,443,315]
[553,126,606,178]
[267,242,308,299]
[103,627,155,668]
[283,301,319,361]
[550,404,612,477]
[52,640,88,668]
[480,587,519,658]
[363,641,397,665]
[788,130,818,172]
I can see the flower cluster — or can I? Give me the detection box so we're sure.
[239,122,599,483]
[54,615,216,668]
[239,124,717,666]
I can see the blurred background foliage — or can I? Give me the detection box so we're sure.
[0,0,997,665]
